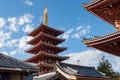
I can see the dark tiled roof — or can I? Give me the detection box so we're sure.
[0,53,39,72]
[57,62,107,78]
[34,72,56,80]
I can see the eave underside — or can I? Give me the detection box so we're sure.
[83,0,120,26]
[28,23,64,37]
[36,62,54,69]
[27,32,65,45]
[25,41,67,54]
[83,31,120,56]
[24,52,69,63]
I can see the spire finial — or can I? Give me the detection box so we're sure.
[43,6,48,26]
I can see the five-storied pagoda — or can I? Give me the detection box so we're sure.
[24,7,69,74]
[82,0,120,56]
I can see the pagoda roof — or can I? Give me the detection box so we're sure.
[36,62,54,69]
[56,62,110,79]
[0,53,39,72]
[83,0,120,27]
[25,41,67,54]
[27,32,65,45]
[28,23,64,37]
[24,52,69,63]
[82,31,120,56]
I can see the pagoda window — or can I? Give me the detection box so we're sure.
[47,32,50,35]
[55,50,57,53]
[42,28,44,32]
[51,50,55,54]
[45,58,48,62]
[44,69,47,73]
[47,40,50,44]
[48,58,52,63]
[48,49,51,53]
[49,69,53,72]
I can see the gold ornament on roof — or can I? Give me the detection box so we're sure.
[114,20,120,31]
[43,7,48,26]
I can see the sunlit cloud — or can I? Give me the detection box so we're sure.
[0,18,6,28]
[0,13,34,56]
[62,25,91,40]
[18,13,34,25]
[62,29,74,40]
[65,49,120,72]
[22,24,34,33]
[24,0,34,6]
[7,17,17,32]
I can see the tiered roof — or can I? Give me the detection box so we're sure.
[82,0,120,57]
[27,32,65,45]
[83,0,120,27]
[24,52,69,63]
[28,23,64,37]
[25,22,68,74]
[25,41,67,54]
[83,31,120,56]
[24,7,69,74]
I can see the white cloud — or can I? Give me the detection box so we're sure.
[79,25,90,36]
[22,24,34,33]
[0,31,12,48]
[65,49,120,72]
[71,33,80,39]
[0,18,6,28]
[25,0,34,6]
[10,50,18,55]
[18,36,33,50]
[18,13,34,26]
[62,25,91,40]
[7,14,34,33]
[76,26,83,31]
[0,43,3,48]
[6,39,18,47]
[39,15,43,22]
[0,13,34,56]
[62,29,74,40]
[65,50,102,66]
[0,51,8,55]
[7,17,17,32]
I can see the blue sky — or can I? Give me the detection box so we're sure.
[0,0,120,72]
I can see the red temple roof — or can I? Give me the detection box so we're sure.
[36,62,54,69]
[83,0,120,27]
[28,23,64,37]
[25,41,67,54]
[24,52,69,63]
[82,31,120,56]
[27,32,65,45]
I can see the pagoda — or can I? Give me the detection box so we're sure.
[24,7,69,74]
[82,0,120,56]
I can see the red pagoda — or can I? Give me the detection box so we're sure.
[82,0,120,56]
[24,7,69,74]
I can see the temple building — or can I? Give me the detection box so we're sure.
[34,62,111,80]
[82,0,120,57]
[0,53,39,80]
[24,7,69,74]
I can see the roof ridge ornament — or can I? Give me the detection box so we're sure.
[43,6,48,26]
[114,20,120,31]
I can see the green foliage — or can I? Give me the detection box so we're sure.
[97,56,120,80]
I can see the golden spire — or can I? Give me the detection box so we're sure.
[43,6,48,26]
